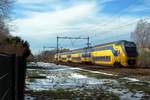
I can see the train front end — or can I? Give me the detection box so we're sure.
[123,41,138,66]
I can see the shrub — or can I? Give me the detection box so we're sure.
[137,48,150,67]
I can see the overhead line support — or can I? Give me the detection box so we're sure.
[56,36,90,64]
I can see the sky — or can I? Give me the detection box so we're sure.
[10,0,150,54]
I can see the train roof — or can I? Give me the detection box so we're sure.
[94,40,130,47]
[58,40,134,55]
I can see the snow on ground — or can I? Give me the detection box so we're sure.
[36,62,55,67]
[70,73,88,79]
[28,62,117,76]
[24,96,35,100]
[79,69,118,76]
[121,77,140,82]
[26,63,113,91]
[26,62,149,100]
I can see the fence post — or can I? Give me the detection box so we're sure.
[0,53,27,100]
[16,56,27,100]
[11,54,16,100]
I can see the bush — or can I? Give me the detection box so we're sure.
[0,36,31,58]
[137,48,150,67]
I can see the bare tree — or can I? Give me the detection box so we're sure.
[131,20,150,67]
[0,0,13,17]
[0,0,13,37]
[0,17,9,38]
[131,20,150,49]
[0,0,31,58]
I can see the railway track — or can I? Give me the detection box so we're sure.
[55,62,139,70]
[53,62,150,81]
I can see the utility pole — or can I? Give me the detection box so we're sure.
[87,36,90,48]
[56,36,59,65]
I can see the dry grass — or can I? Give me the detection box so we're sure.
[137,48,150,68]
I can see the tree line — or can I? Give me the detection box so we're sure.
[35,48,70,62]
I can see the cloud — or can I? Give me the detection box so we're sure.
[130,6,150,13]
[11,2,97,53]
[12,3,96,38]
[17,0,54,4]
[127,0,150,13]
[13,0,66,15]
[99,0,116,4]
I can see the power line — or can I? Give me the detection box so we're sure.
[56,36,90,64]
[91,32,130,46]
[78,0,141,38]
[99,0,141,27]
[57,0,141,39]
[90,18,139,38]
[91,17,150,38]
[90,17,150,46]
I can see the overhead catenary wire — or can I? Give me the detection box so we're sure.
[78,0,141,38]
[59,0,142,41]
[91,16,150,38]
[56,17,150,51]
[90,17,150,46]
[98,0,141,26]
[55,0,150,51]
[90,18,140,38]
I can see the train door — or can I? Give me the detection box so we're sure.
[67,54,71,62]
[114,46,121,66]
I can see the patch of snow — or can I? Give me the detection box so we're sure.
[122,77,140,82]
[90,71,116,76]
[55,64,117,76]
[70,73,87,79]
[39,74,46,76]
[78,69,117,76]
[36,62,55,67]
[25,96,35,100]
[27,69,37,71]
[27,62,38,67]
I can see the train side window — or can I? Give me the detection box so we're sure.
[94,56,111,61]
[99,56,101,61]
[114,51,118,56]
[114,50,120,56]
[97,57,99,61]
[108,56,110,61]
[103,56,105,61]
[104,56,107,61]
[104,56,111,62]
[100,57,102,61]
[105,56,107,61]
[107,56,109,61]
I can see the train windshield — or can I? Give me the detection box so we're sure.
[124,42,138,57]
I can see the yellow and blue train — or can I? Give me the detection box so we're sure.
[54,40,138,67]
